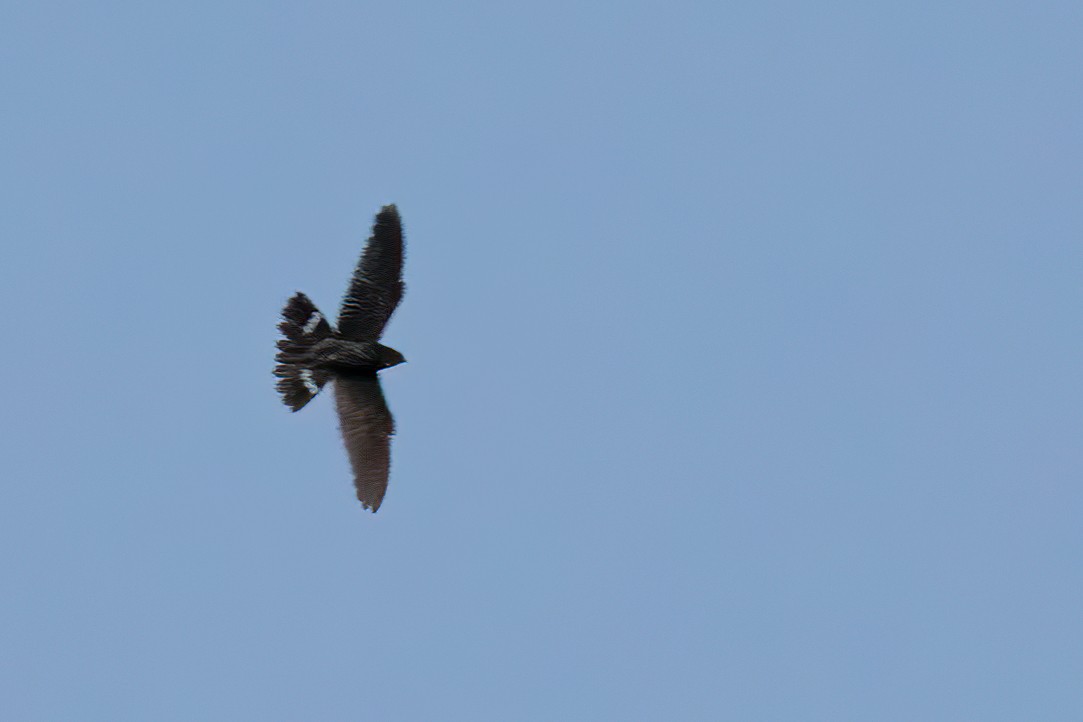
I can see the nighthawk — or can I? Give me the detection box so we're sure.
[275,204,406,512]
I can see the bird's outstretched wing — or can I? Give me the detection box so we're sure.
[338,205,405,341]
[334,373,395,512]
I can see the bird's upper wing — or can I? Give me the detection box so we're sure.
[334,373,395,512]
[337,205,405,341]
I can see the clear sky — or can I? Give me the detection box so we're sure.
[2,2,1081,720]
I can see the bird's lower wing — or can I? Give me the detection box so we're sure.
[333,373,395,512]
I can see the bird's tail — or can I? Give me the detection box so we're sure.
[275,292,333,411]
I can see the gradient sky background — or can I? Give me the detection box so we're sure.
[2,2,1082,720]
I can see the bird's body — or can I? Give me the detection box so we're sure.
[274,204,406,512]
[308,338,404,373]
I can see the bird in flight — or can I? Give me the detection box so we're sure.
[274,204,406,512]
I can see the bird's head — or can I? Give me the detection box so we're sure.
[377,345,406,369]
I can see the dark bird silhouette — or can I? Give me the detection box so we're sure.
[274,205,406,512]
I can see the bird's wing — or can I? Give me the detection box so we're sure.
[337,205,405,341]
[334,373,395,512]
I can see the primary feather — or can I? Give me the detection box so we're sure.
[337,204,405,342]
[334,374,394,512]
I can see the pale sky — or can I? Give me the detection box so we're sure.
[2,2,1082,719]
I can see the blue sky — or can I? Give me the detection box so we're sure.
[2,2,1081,719]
